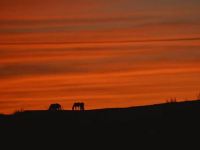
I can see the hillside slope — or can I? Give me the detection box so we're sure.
[0,100,200,148]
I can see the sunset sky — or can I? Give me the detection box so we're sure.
[0,0,200,114]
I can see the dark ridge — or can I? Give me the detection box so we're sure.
[0,100,199,148]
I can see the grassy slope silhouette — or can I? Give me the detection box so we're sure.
[0,100,200,148]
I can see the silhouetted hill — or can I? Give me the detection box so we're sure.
[1,100,200,148]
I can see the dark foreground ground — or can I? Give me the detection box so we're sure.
[0,100,200,148]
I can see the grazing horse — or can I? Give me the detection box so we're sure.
[48,103,62,111]
[72,102,85,111]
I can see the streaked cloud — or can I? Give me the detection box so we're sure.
[0,0,200,113]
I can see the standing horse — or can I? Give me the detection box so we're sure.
[72,102,85,111]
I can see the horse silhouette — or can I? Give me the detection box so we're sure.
[48,103,62,111]
[72,102,85,111]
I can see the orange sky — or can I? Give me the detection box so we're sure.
[0,0,200,114]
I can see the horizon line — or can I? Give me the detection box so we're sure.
[1,99,199,115]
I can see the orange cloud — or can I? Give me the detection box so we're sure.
[0,0,200,114]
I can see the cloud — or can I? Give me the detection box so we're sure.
[0,0,200,114]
